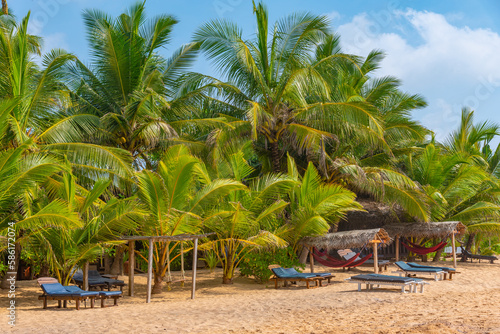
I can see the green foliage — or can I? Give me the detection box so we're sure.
[200,250,218,272]
[239,247,304,283]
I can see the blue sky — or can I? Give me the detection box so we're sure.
[13,0,500,141]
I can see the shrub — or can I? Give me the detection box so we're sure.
[200,250,218,272]
[239,247,304,283]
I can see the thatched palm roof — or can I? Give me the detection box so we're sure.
[383,221,466,238]
[302,228,392,249]
[336,199,408,232]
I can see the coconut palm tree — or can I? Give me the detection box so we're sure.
[62,2,226,173]
[200,148,295,283]
[23,172,143,284]
[282,154,362,250]
[0,12,134,188]
[193,2,384,173]
[135,145,245,292]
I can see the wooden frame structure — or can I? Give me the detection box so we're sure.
[120,233,213,303]
[302,228,392,274]
[383,221,466,268]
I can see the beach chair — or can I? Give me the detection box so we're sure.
[407,262,459,280]
[393,261,445,281]
[345,274,428,293]
[72,270,126,291]
[39,283,99,310]
[65,285,122,307]
[461,249,497,264]
[268,265,325,289]
[282,267,334,284]
[88,270,126,291]
[340,249,391,272]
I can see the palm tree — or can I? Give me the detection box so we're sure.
[63,2,224,173]
[135,145,245,292]
[200,149,294,283]
[23,172,143,284]
[193,2,382,173]
[1,0,7,15]
[283,155,362,250]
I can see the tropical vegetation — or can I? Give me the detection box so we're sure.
[1,1,499,292]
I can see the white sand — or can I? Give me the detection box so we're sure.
[1,261,500,333]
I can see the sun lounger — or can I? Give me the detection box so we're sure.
[393,261,445,281]
[461,249,497,264]
[281,267,334,284]
[407,262,459,280]
[39,283,99,310]
[88,270,126,291]
[268,265,325,289]
[345,274,428,293]
[65,285,122,307]
[72,270,126,291]
[98,290,122,307]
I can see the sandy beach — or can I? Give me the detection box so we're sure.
[1,261,499,334]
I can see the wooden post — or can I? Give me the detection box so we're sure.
[452,232,457,268]
[309,247,315,273]
[83,261,89,291]
[373,243,379,274]
[146,238,153,303]
[395,235,400,262]
[191,238,198,299]
[180,242,185,287]
[128,240,134,297]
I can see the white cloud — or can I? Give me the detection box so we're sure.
[327,11,341,23]
[336,10,500,138]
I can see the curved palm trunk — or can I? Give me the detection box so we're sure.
[222,256,234,284]
[460,233,476,262]
[1,0,7,15]
[152,273,166,294]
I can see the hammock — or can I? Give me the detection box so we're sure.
[401,240,448,255]
[312,248,372,268]
[345,253,373,268]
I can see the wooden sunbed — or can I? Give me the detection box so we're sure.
[268,265,326,289]
[407,262,460,280]
[345,274,429,293]
[38,283,99,310]
[37,277,122,309]
[462,250,497,264]
[393,261,446,281]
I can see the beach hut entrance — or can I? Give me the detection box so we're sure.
[302,228,392,274]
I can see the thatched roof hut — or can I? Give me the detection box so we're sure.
[336,199,409,232]
[301,228,392,249]
[383,221,466,238]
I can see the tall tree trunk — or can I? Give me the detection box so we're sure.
[109,246,125,275]
[298,246,309,265]
[460,233,476,262]
[152,273,165,294]
[222,256,233,284]
[270,141,280,173]
[433,248,444,262]
[1,242,20,289]
[1,0,7,15]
